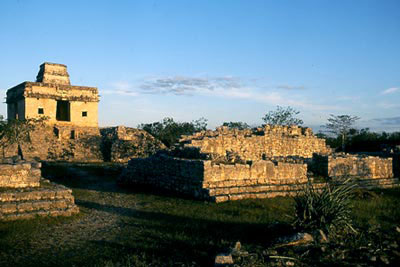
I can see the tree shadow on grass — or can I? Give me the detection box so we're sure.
[41,161,220,201]
[76,199,294,266]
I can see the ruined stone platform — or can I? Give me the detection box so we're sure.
[0,179,79,221]
[0,160,79,221]
[119,154,309,202]
[119,126,399,202]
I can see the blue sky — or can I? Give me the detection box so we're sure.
[1,0,399,132]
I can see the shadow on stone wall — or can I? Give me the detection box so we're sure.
[393,154,400,178]
[329,162,372,179]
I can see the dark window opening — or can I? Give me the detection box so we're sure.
[70,130,75,140]
[82,111,87,117]
[56,100,70,121]
[53,127,59,138]
[38,108,44,114]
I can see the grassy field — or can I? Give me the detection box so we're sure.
[0,163,399,266]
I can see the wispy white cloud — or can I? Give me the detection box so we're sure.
[381,87,399,95]
[103,75,340,112]
[276,84,306,90]
[101,89,138,96]
[377,101,400,109]
[372,116,400,125]
[139,75,240,96]
[336,96,360,101]
[101,81,138,96]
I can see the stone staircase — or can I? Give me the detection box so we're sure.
[207,177,400,203]
[354,177,400,189]
[205,182,307,202]
[0,179,79,221]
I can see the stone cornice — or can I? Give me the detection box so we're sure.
[6,82,99,103]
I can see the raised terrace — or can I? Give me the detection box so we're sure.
[0,158,79,221]
[120,126,328,202]
[119,126,399,202]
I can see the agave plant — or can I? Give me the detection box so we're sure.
[293,179,357,235]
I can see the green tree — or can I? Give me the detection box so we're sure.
[262,106,303,126]
[0,117,47,159]
[222,121,250,130]
[323,114,360,152]
[138,117,208,147]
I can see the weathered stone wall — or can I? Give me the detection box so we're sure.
[119,154,308,202]
[393,154,400,178]
[180,125,331,161]
[0,125,103,162]
[100,126,166,162]
[36,62,71,85]
[0,182,79,221]
[0,125,166,163]
[312,154,394,179]
[6,82,99,127]
[0,161,79,221]
[0,161,41,188]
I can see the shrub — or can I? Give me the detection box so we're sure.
[138,117,207,147]
[293,179,356,235]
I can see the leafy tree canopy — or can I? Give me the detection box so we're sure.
[138,117,208,147]
[262,106,303,126]
[322,114,360,152]
[222,121,250,130]
[324,114,360,137]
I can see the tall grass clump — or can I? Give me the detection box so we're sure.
[293,179,357,236]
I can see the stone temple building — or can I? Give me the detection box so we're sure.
[2,63,164,162]
[6,62,99,128]
[2,63,101,160]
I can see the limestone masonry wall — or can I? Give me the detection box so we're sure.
[36,62,71,85]
[119,125,399,202]
[0,161,41,188]
[119,154,308,202]
[180,125,331,160]
[0,124,166,163]
[100,126,166,163]
[0,125,104,162]
[0,160,79,221]
[312,154,394,179]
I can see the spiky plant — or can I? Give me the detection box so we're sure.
[293,179,357,235]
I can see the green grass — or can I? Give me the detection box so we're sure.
[0,163,399,266]
[352,188,400,231]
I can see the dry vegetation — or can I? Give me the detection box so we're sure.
[0,163,399,266]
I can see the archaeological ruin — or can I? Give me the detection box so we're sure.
[1,62,399,208]
[2,63,163,163]
[119,126,400,202]
[0,157,79,221]
[7,62,99,127]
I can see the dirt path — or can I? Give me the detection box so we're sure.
[0,166,159,267]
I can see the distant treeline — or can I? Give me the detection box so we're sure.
[318,128,400,153]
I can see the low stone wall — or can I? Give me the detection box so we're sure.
[119,154,308,202]
[0,161,41,188]
[180,125,331,160]
[0,161,79,221]
[0,125,165,163]
[0,179,79,221]
[1,125,103,162]
[312,154,394,179]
